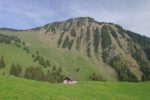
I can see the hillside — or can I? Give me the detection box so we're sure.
[0,76,150,100]
[0,17,150,82]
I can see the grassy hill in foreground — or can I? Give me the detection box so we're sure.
[0,76,150,100]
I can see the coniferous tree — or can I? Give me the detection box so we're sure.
[9,63,22,77]
[0,56,5,69]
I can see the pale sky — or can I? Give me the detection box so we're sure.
[0,0,149,37]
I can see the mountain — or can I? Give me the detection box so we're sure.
[0,17,150,82]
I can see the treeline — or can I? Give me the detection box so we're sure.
[126,30,150,48]
[9,64,65,83]
[0,56,5,69]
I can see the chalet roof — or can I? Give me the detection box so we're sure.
[64,77,72,81]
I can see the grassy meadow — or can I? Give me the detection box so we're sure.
[0,76,150,100]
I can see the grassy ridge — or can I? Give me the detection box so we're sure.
[0,76,150,100]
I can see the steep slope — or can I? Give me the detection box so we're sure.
[33,17,150,81]
[0,17,150,82]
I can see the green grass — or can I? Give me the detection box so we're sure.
[0,76,150,100]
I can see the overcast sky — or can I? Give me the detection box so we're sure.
[0,0,149,37]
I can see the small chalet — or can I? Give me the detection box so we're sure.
[63,77,77,85]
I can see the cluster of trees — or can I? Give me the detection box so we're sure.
[108,26,118,38]
[88,73,105,81]
[110,56,138,82]
[0,56,5,69]
[9,64,65,83]
[46,22,60,33]
[62,36,69,48]
[76,30,84,50]
[144,48,150,61]
[44,66,65,83]
[0,33,30,53]
[127,29,150,81]
[93,28,100,54]
[32,51,51,68]
[102,50,109,63]
[86,26,91,57]
[9,63,22,77]
[24,66,45,81]
[63,19,73,31]
[131,49,150,81]
[76,37,81,50]
[70,28,76,37]
[115,24,126,38]
[0,34,12,44]
[141,66,150,81]
[15,39,30,53]
[126,30,150,48]
[101,25,112,49]
[108,26,123,49]
[58,32,65,47]
[62,36,74,50]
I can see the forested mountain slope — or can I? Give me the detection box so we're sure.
[0,17,150,82]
